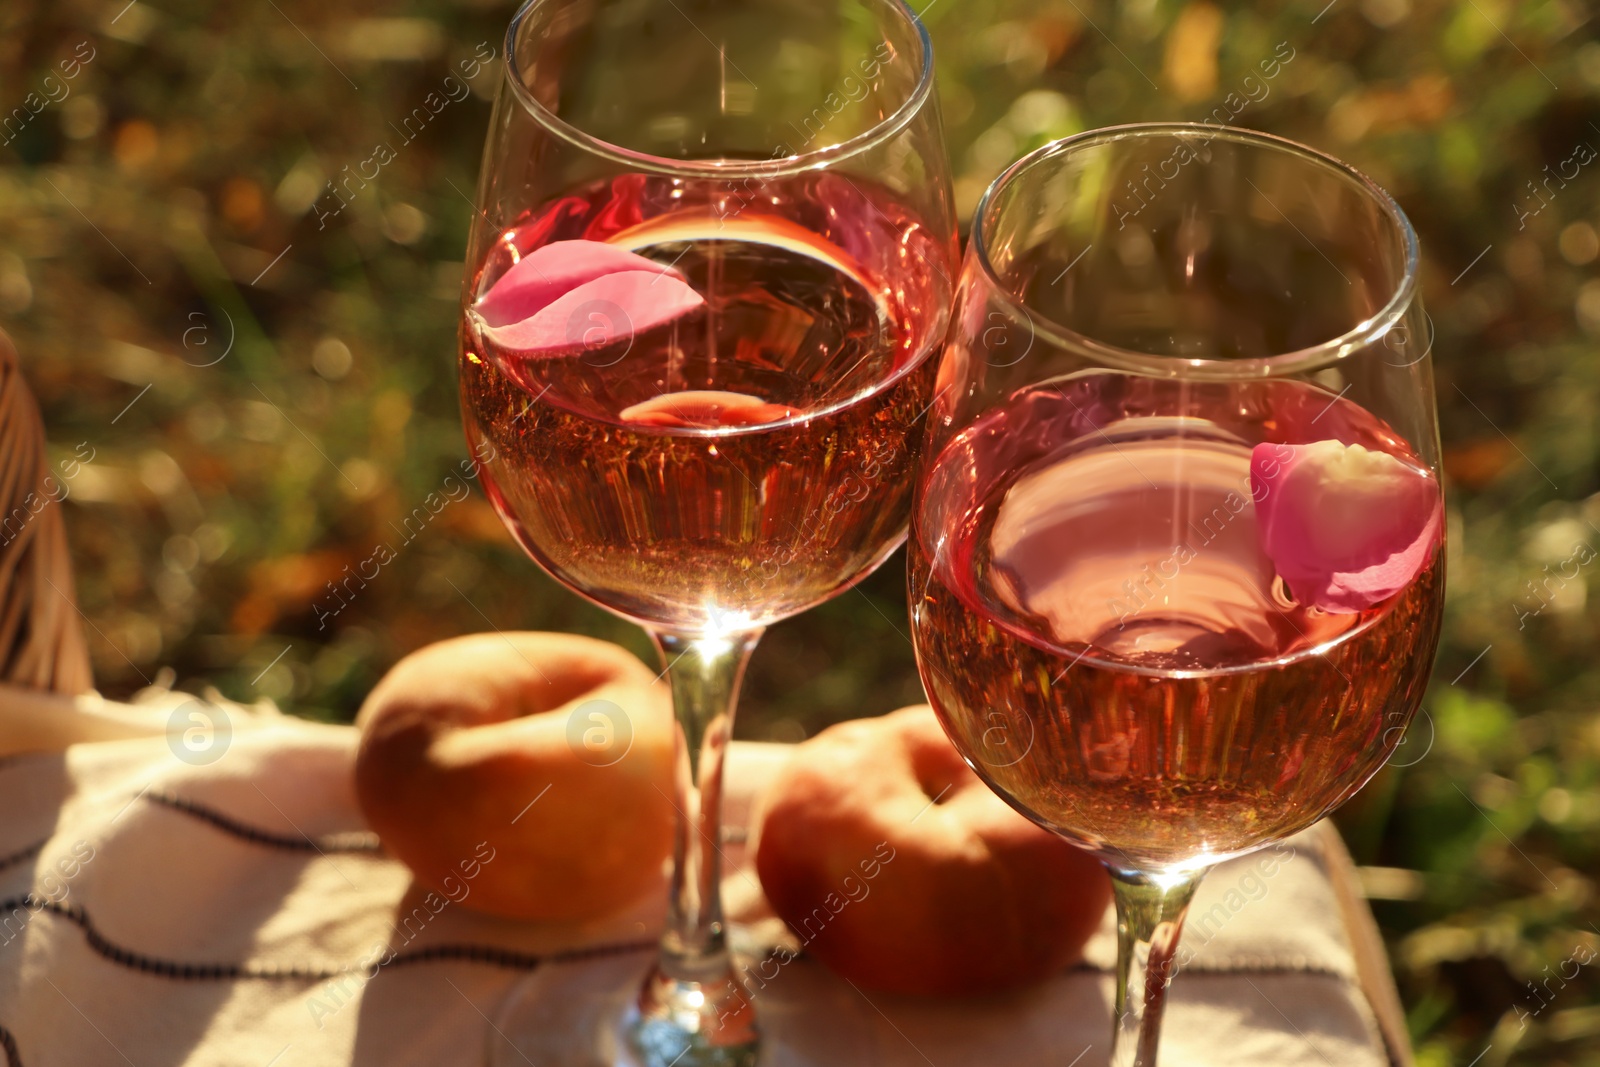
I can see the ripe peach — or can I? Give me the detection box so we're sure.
[354,632,673,922]
[754,706,1110,996]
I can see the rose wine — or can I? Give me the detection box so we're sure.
[909,374,1444,871]
[461,172,951,632]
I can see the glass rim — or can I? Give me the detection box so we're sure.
[970,122,1423,379]
[501,0,937,180]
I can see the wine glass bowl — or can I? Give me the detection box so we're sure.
[460,0,956,636]
[458,0,956,1063]
[908,124,1444,1065]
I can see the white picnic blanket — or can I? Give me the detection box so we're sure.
[0,696,1409,1066]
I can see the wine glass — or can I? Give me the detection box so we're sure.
[456,0,956,1063]
[907,124,1444,1066]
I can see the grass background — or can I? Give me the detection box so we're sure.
[2,0,1598,1062]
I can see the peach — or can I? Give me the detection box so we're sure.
[754,706,1110,997]
[354,632,674,922]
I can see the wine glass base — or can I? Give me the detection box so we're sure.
[486,949,883,1067]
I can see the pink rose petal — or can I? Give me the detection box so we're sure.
[1250,440,1442,613]
[475,240,704,356]
[481,270,703,355]
[619,390,796,429]
[478,240,686,326]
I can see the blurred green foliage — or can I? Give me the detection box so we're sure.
[2,0,1599,1061]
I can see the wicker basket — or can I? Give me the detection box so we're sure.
[0,327,92,697]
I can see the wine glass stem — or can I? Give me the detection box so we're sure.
[652,628,762,981]
[1107,865,1207,1067]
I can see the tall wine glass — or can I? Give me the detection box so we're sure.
[457,0,956,1063]
[907,124,1443,1066]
